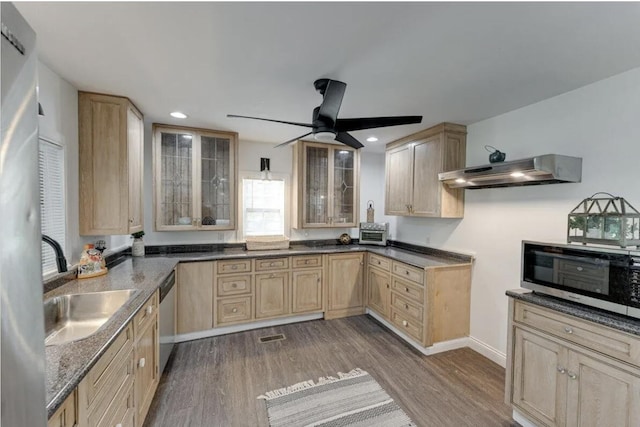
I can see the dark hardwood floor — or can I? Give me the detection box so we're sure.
[144,315,517,427]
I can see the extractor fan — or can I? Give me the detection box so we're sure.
[227,79,422,149]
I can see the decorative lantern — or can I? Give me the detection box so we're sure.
[567,192,640,248]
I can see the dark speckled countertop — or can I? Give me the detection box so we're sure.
[506,289,640,337]
[44,244,470,417]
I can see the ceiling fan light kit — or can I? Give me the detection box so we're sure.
[228,78,422,149]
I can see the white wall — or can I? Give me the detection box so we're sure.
[38,61,129,267]
[394,67,640,361]
[142,131,390,245]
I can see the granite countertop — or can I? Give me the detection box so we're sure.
[154,244,470,269]
[44,244,470,417]
[44,257,178,417]
[506,289,640,337]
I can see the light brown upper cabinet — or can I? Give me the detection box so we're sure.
[292,141,360,228]
[153,124,237,231]
[385,122,466,218]
[79,92,144,235]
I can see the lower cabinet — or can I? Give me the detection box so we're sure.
[255,272,290,319]
[292,269,323,313]
[134,291,159,427]
[507,299,640,427]
[48,390,77,427]
[325,252,365,319]
[177,261,214,334]
[367,265,390,318]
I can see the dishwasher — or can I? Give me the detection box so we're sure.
[158,270,176,374]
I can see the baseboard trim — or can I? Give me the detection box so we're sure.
[512,408,538,427]
[175,313,324,343]
[466,336,507,368]
[366,309,469,356]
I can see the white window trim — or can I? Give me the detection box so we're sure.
[39,136,68,278]
[238,170,290,240]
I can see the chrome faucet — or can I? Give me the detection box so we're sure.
[42,234,68,273]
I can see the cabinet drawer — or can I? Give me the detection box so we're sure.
[255,257,289,271]
[218,259,252,274]
[134,291,158,338]
[391,292,423,322]
[392,261,424,285]
[391,277,424,305]
[87,349,134,427]
[369,254,391,271]
[216,274,252,297]
[292,255,322,269]
[514,301,640,365]
[83,323,133,408]
[390,309,423,342]
[217,296,252,325]
[95,374,135,427]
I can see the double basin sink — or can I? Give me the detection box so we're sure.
[44,289,138,346]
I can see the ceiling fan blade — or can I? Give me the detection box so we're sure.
[274,132,313,148]
[317,80,346,127]
[227,114,313,128]
[335,132,364,149]
[335,116,422,132]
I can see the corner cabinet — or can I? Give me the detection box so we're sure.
[79,92,144,235]
[152,124,237,231]
[385,122,466,218]
[506,299,640,427]
[292,141,360,228]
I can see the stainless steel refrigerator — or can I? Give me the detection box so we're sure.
[1,2,47,426]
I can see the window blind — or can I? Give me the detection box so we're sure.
[39,138,66,276]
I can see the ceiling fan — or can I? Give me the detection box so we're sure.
[228,79,422,149]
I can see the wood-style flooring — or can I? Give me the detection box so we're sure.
[144,315,517,427]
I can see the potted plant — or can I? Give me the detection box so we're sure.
[131,230,145,257]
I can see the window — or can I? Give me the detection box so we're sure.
[39,137,66,276]
[240,172,289,238]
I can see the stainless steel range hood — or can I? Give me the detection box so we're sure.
[438,154,582,189]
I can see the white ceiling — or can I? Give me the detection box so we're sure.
[16,2,640,152]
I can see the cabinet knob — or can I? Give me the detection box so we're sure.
[232,308,238,313]
[231,283,237,288]
[386,283,390,289]
[402,320,408,327]
[576,266,583,272]
[405,271,410,275]
[270,262,275,267]
[305,260,309,264]
[232,265,238,270]
[556,366,566,374]
[405,304,409,310]
[146,305,153,315]
[405,287,409,292]
[568,372,578,380]
[564,326,573,334]
[129,219,133,223]
[139,357,146,368]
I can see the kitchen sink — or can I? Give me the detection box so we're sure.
[44,289,138,346]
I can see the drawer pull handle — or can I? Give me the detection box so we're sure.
[405,271,410,275]
[146,305,153,315]
[564,327,573,334]
[139,357,146,368]
[232,308,238,313]
[568,372,578,380]
[556,366,566,374]
[231,283,237,288]
[402,320,408,327]
[386,284,390,289]
[232,265,238,270]
[405,304,409,310]
[270,262,275,267]
[405,287,409,292]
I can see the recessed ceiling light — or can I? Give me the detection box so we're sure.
[511,172,525,178]
[366,136,378,142]
[170,111,187,119]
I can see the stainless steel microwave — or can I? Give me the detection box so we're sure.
[359,222,388,246]
[521,241,640,318]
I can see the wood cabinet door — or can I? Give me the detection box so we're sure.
[176,262,214,334]
[385,144,413,216]
[512,327,568,427]
[367,267,390,318]
[565,351,640,427]
[255,272,290,319]
[327,253,364,315]
[292,269,323,314]
[47,390,76,427]
[135,318,159,427]
[127,105,144,233]
[411,135,441,217]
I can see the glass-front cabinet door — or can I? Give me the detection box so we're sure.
[153,125,237,231]
[295,141,359,228]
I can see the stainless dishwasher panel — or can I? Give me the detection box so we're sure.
[159,272,176,374]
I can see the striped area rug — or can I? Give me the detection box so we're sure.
[258,368,416,427]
